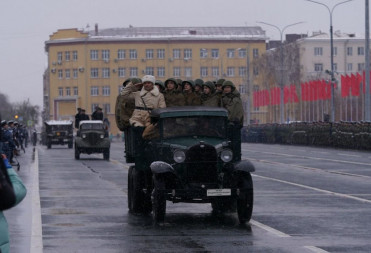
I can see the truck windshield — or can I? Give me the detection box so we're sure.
[51,125,71,131]
[162,116,226,139]
[80,124,104,130]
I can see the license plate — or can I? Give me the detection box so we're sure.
[207,189,231,196]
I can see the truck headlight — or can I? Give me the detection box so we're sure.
[173,150,186,163]
[82,134,86,138]
[221,149,233,162]
[100,134,104,138]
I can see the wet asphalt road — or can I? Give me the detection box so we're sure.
[7,141,371,252]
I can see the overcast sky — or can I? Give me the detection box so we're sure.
[0,0,364,107]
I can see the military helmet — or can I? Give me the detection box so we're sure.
[176,79,183,88]
[155,80,165,89]
[182,80,195,89]
[194,78,204,87]
[165,78,178,89]
[202,81,216,93]
[1,120,7,127]
[123,78,131,87]
[222,80,236,91]
[131,77,142,85]
[216,78,225,86]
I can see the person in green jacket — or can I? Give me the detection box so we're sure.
[221,80,244,125]
[182,80,202,106]
[200,81,220,107]
[0,154,27,253]
[164,78,185,107]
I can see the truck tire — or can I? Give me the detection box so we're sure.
[152,176,166,223]
[237,173,254,223]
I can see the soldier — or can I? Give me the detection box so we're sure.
[115,78,131,131]
[194,78,204,96]
[74,108,81,129]
[91,106,103,121]
[79,109,90,121]
[155,80,165,93]
[220,80,244,125]
[200,81,220,107]
[176,78,183,92]
[1,121,15,163]
[164,78,185,107]
[182,80,202,106]
[121,75,166,127]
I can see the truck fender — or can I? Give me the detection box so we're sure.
[150,161,176,175]
[233,160,255,173]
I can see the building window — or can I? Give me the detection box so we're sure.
[117,49,126,59]
[211,49,219,58]
[314,47,323,56]
[66,87,71,96]
[91,86,99,96]
[73,51,78,61]
[184,49,192,59]
[145,67,154,75]
[102,86,110,96]
[73,87,78,96]
[347,47,353,56]
[333,47,337,56]
[90,68,99,78]
[58,87,63,96]
[239,85,247,94]
[200,67,208,77]
[102,50,110,60]
[65,51,70,61]
[314,63,323,72]
[73,69,78,79]
[253,66,259,76]
[227,67,235,77]
[118,67,125,77]
[173,67,180,77]
[227,49,235,58]
[173,49,181,59]
[333,63,337,71]
[91,104,99,114]
[102,68,110,78]
[157,67,165,77]
[57,52,63,62]
[65,69,70,79]
[130,67,138,77]
[212,67,219,77]
[103,103,111,114]
[253,48,259,58]
[157,49,165,59]
[238,49,247,58]
[58,69,63,79]
[200,49,208,58]
[358,63,365,71]
[146,49,154,59]
[239,67,247,77]
[90,50,98,60]
[184,67,192,78]
[130,49,137,59]
[347,63,353,72]
[358,47,365,55]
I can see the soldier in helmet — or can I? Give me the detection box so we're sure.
[200,81,220,107]
[164,78,185,107]
[155,80,166,94]
[221,80,244,125]
[194,78,204,96]
[182,80,202,106]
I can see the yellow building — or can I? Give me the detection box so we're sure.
[44,25,267,134]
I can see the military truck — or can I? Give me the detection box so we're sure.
[125,106,254,223]
[44,120,73,149]
[74,120,110,160]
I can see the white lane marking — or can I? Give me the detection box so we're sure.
[242,149,371,167]
[304,246,330,253]
[310,151,329,154]
[250,219,291,238]
[253,174,371,204]
[30,148,43,253]
[337,153,361,158]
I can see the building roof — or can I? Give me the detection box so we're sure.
[46,26,267,46]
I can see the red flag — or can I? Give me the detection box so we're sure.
[290,85,299,103]
[341,75,349,97]
[284,86,290,104]
[351,73,360,96]
[263,90,270,106]
[253,91,257,107]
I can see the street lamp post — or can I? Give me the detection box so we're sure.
[257,21,304,124]
[304,0,354,122]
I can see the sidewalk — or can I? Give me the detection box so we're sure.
[4,146,42,253]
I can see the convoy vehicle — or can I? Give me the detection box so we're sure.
[44,120,73,149]
[126,106,255,223]
[74,120,110,160]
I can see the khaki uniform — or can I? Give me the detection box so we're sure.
[164,90,185,107]
[221,90,244,125]
[201,92,220,107]
[184,92,202,106]
[115,82,136,130]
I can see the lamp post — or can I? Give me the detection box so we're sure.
[366,0,370,121]
[304,0,354,122]
[257,21,304,124]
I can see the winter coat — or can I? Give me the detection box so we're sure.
[221,90,244,125]
[115,82,136,130]
[122,84,166,127]
[201,92,220,107]
[183,92,202,106]
[0,165,27,253]
[91,111,103,121]
[164,90,185,107]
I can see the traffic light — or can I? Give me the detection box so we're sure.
[14,115,19,119]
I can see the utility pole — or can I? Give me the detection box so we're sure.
[366,0,370,121]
